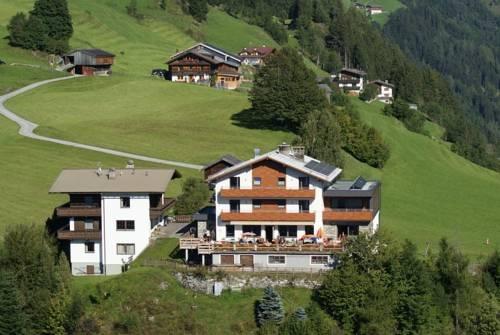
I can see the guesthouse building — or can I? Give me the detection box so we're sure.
[332,68,367,95]
[371,79,394,103]
[238,46,274,66]
[180,144,381,272]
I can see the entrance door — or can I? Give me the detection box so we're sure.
[240,255,254,267]
[265,226,273,242]
[86,265,95,275]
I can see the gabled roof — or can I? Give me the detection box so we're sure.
[203,155,242,170]
[206,150,342,183]
[166,50,221,65]
[49,168,179,193]
[340,68,367,77]
[167,43,241,67]
[371,79,395,88]
[64,48,115,57]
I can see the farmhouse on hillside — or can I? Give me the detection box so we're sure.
[166,43,242,90]
[61,49,115,76]
[371,79,394,103]
[180,143,381,271]
[50,164,179,275]
[332,68,367,95]
[366,4,384,15]
[238,46,275,66]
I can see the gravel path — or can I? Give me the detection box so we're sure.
[0,76,203,170]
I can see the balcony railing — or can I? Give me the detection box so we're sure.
[56,202,101,217]
[220,187,315,199]
[57,224,101,240]
[323,208,373,221]
[179,238,344,254]
[150,198,176,220]
[221,210,315,222]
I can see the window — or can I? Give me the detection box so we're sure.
[253,199,262,209]
[84,219,94,230]
[230,177,240,189]
[120,197,130,208]
[311,256,329,265]
[85,242,95,253]
[226,225,235,238]
[299,177,309,189]
[305,225,314,235]
[277,200,286,209]
[268,255,286,265]
[116,220,135,230]
[117,243,135,255]
[278,225,297,237]
[277,177,286,187]
[253,177,262,186]
[243,225,261,236]
[84,196,93,206]
[229,200,240,213]
[299,200,310,213]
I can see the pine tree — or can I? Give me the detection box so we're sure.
[30,0,73,41]
[293,307,307,321]
[250,47,327,132]
[0,270,26,335]
[296,108,344,168]
[7,12,28,48]
[256,286,284,327]
[187,0,208,22]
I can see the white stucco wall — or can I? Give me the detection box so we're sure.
[101,193,152,272]
[70,240,101,263]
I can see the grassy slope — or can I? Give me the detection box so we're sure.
[347,99,500,256]
[73,239,312,334]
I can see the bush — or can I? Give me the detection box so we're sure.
[384,99,425,134]
[359,83,378,102]
[175,177,210,215]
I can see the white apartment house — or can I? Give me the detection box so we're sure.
[51,167,178,275]
[180,144,381,271]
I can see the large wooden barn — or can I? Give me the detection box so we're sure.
[166,43,242,90]
[62,49,115,76]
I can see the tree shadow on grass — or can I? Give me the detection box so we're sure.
[231,108,291,132]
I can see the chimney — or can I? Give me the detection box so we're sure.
[292,146,305,160]
[107,168,116,180]
[254,148,261,158]
[278,142,291,155]
[126,159,135,169]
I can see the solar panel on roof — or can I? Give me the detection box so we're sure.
[351,176,367,190]
[305,160,336,176]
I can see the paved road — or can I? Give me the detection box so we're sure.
[0,76,203,170]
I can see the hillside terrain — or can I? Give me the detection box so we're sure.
[1,0,500,258]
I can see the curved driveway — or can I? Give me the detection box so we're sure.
[0,76,203,170]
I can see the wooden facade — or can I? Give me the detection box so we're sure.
[167,43,242,90]
[62,49,115,76]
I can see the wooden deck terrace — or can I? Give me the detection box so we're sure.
[179,238,344,255]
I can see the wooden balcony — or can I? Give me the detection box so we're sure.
[150,198,176,220]
[220,211,315,222]
[56,203,101,217]
[323,208,373,221]
[57,224,101,240]
[220,187,315,199]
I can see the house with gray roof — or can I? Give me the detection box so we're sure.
[50,164,179,275]
[61,48,115,76]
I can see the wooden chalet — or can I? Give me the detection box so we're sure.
[332,68,367,95]
[61,49,115,76]
[166,43,242,90]
[203,154,242,180]
[238,46,275,66]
